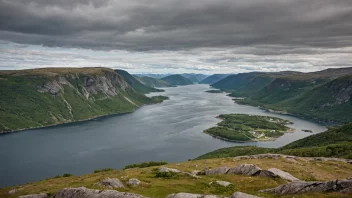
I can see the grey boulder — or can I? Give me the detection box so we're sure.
[166,192,224,198]
[267,168,300,182]
[158,167,181,173]
[205,167,230,175]
[227,164,261,176]
[214,181,232,187]
[18,193,47,198]
[230,192,262,198]
[95,178,125,189]
[53,187,146,198]
[127,178,141,186]
[260,179,352,194]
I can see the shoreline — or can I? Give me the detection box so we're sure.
[0,109,139,135]
[0,97,169,135]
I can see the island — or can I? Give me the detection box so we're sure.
[204,114,295,142]
[205,89,223,93]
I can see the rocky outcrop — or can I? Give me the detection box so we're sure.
[166,192,224,198]
[127,178,141,186]
[260,179,352,194]
[230,192,262,198]
[227,164,262,176]
[18,193,48,198]
[267,168,300,182]
[53,187,146,198]
[95,178,125,189]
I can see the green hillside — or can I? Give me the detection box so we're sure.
[115,70,164,94]
[200,74,229,84]
[136,76,172,87]
[0,68,167,133]
[212,67,352,123]
[196,122,352,160]
[161,74,194,86]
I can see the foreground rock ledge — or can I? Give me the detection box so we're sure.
[259,179,352,194]
[53,187,146,198]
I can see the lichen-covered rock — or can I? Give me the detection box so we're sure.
[205,167,230,175]
[18,193,47,198]
[127,178,141,186]
[53,187,146,198]
[259,180,352,194]
[8,189,18,195]
[158,166,181,173]
[230,192,262,198]
[215,181,232,187]
[181,172,201,178]
[95,178,125,189]
[166,192,225,198]
[227,164,261,176]
[267,168,300,182]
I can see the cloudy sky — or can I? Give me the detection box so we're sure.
[1,0,352,74]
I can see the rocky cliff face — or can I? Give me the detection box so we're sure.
[0,68,156,133]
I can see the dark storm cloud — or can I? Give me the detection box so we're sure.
[1,0,352,51]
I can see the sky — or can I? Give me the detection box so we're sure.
[0,0,352,74]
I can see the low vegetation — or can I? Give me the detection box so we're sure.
[123,161,168,170]
[2,157,352,198]
[204,114,292,142]
[205,90,223,93]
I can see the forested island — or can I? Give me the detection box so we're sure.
[204,114,294,142]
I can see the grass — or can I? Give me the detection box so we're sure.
[123,161,168,170]
[1,157,352,198]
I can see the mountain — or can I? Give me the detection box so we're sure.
[0,68,167,133]
[181,74,208,83]
[135,76,172,88]
[199,74,229,84]
[115,70,164,93]
[134,74,170,79]
[161,74,194,86]
[197,122,352,160]
[212,67,352,123]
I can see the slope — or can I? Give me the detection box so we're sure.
[200,74,229,84]
[0,68,166,133]
[136,76,172,88]
[115,69,163,94]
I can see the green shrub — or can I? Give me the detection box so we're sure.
[123,161,167,170]
[155,171,177,178]
[94,168,114,173]
[62,173,73,177]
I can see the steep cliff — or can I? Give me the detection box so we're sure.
[0,67,163,133]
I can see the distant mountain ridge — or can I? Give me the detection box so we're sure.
[200,74,230,84]
[212,67,352,123]
[135,76,172,88]
[161,74,194,86]
[0,68,167,133]
[181,74,208,83]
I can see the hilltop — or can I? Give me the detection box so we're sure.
[0,67,167,133]
[161,75,194,86]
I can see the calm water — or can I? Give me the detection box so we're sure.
[0,84,326,187]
